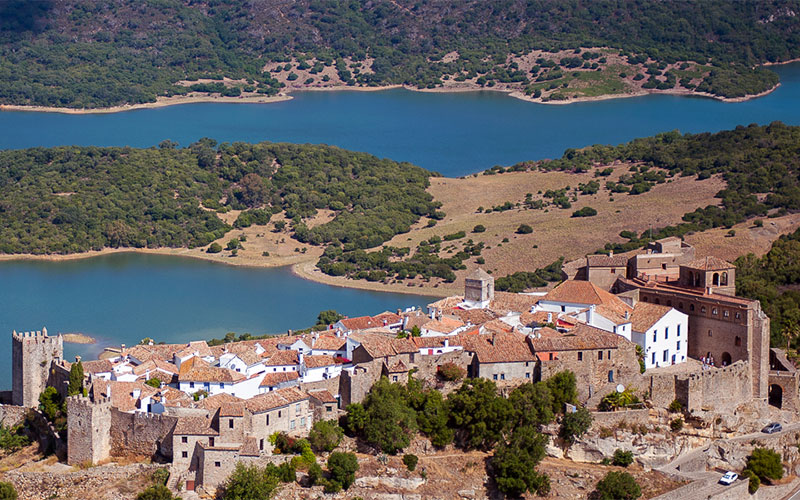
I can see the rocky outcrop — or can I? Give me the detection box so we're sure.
[3,463,162,500]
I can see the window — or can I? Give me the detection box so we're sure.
[735,336,741,347]
[209,437,214,447]
[301,417,306,426]
[690,304,695,311]
[663,350,669,362]
[608,370,614,382]
[665,327,669,339]
[260,439,264,451]
[598,351,603,360]
[290,420,296,430]
[392,375,398,382]
[651,352,656,364]
[500,374,505,380]
[610,268,616,274]
[525,361,529,367]
[608,350,612,360]
[182,451,188,458]
[189,382,194,389]
[666,300,672,307]
[204,382,209,390]
[548,353,554,361]
[677,325,681,337]
[296,403,301,415]
[701,306,706,313]
[708,329,712,337]
[723,310,729,317]
[266,414,270,426]
[735,312,741,320]
[229,419,234,429]
[676,341,681,351]
[215,462,221,468]
[525,373,530,379]
[220,383,225,389]
[278,410,282,418]
[181,436,188,444]
[662,263,667,270]
[326,406,332,412]
[493,374,498,380]
[577,352,583,361]
[561,305,566,312]
[712,308,717,315]
[652,331,657,342]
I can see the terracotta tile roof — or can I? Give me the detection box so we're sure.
[338,316,383,330]
[154,387,193,407]
[81,359,113,374]
[411,336,462,348]
[629,302,673,332]
[223,344,264,366]
[174,416,218,436]
[462,332,536,363]
[263,350,299,367]
[92,380,158,412]
[401,313,429,331]
[125,344,182,363]
[428,296,464,311]
[684,256,734,271]
[480,318,514,335]
[488,292,540,314]
[520,310,554,325]
[544,280,633,317]
[587,253,629,267]
[244,387,308,414]
[239,436,260,456]
[178,357,246,383]
[466,268,493,281]
[348,332,417,358]
[309,390,337,404]
[622,277,756,305]
[422,317,465,334]
[132,358,179,376]
[303,355,338,369]
[195,393,245,412]
[450,308,498,325]
[310,334,346,351]
[208,337,298,359]
[373,311,403,325]
[259,371,300,387]
[530,323,623,353]
[386,359,409,373]
[594,304,632,325]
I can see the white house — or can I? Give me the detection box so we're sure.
[629,302,689,369]
[262,350,300,373]
[411,336,463,356]
[300,355,345,383]
[308,334,347,358]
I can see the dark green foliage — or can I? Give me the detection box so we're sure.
[744,448,784,485]
[0,425,30,453]
[668,399,683,413]
[443,231,466,241]
[612,449,634,467]
[135,485,180,500]
[221,463,280,500]
[0,142,435,255]
[0,483,17,500]
[207,243,222,253]
[492,425,551,497]
[406,380,454,447]
[344,403,367,435]
[591,471,641,500]
[559,407,592,445]
[572,206,598,217]
[306,462,323,486]
[516,224,533,234]
[670,417,683,432]
[151,468,170,487]
[744,469,761,493]
[316,310,344,327]
[38,386,65,427]
[495,258,564,292]
[308,420,344,453]
[359,378,417,454]
[598,388,640,412]
[546,370,578,415]
[274,461,296,483]
[67,360,84,396]
[448,378,512,449]
[402,453,418,471]
[472,224,486,233]
[327,452,359,490]
[145,378,161,388]
[508,382,555,429]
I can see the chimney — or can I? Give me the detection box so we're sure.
[624,310,630,320]
[403,316,409,329]
[547,312,553,323]
[132,388,141,399]
[587,304,595,326]
[490,333,495,346]
[707,287,713,295]
[609,250,614,258]
[444,338,449,348]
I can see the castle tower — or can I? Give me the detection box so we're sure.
[12,328,63,407]
[67,395,112,466]
[679,256,736,296]
[465,268,495,306]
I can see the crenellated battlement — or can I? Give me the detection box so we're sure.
[66,395,111,410]
[12,328,60,344]
[12,327,64,407]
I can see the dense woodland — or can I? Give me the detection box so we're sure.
[1,0,798,107]
[0,141,437,254]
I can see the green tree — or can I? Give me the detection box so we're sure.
[221,463,280,500]
[360,378,417,454]
[744,448,783,487]
[516,224,533,234]
[38,386,63,422]
[559,407,592,445]
[207,242,222,253]
[145,378,161,388]
[403,454,418,471]
[591,471,641,500]
[0,425,30,453]
[448,378,512,449]
[136,485,181,500]
[509,382,555,429]
[327,452,359,490]
[612,449,634,467]
[308,420,344,453]
[68,360,84,396]
[491,425,551,497]
[406,385,453,447]
[344,403,367,435]
[545,370,578,415]
[0,482,17,500]
[316,310,344,326]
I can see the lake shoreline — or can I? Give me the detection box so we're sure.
[0,248,455,298]
[0,76,783,115]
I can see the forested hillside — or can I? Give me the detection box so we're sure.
[0,141,437,254]
[0,0,798,107]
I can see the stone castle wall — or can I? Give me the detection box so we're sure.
[110,408,178,459]
[12,329,63,407]
[0,404,28,428]
[684,361,751,413]
[67,396,111,466]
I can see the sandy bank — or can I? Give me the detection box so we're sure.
[61,333,96,344]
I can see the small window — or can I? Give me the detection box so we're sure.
[189,382,194,389]
[181,436,188,444]
[259,439,264,451]
[608,370,614,382]
[326,406,332,412]
[677,325,681,336]
[295,403,301,415]
[690,304,695,311]
[229,419,234,429]
[610,268,616,274]
[701,306,706,313]
[598,351,603,360]
[735,336,741,347]
[182,451,188,458]
[278,410,282,418]
[735,312,741,320]
[301,417,306,426]
[220,383,225,389]
[493,374,498,380]
[525,373,530,379]
[665,327,669,339]
[651,352,656,364]
[723,310,729,318]
[561,305,566,312]
[708,329,712,337]
[209,437,214,447]
[500,373,505,380]
[663,350,669,362]
[677,341,681,351]
[607,350,612,360]
[661,263,667,270]
[392,375,398,382]
[712,308,717,315]
[290,420,296,430]
[578,352,583,361]
[652,331,657,342]
[266,414,270,426]
[548,353,554,361]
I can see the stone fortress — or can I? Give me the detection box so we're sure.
[3,236,798,495]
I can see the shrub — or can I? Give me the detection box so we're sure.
[145,378,161,388]
[403,453,418,471]
[744,447,783,487]
[135,485,179,500]
[572,206,598,217]
[0,482,17,500]
[612,449,633,467]
[207,242,222,253]
[307,462,323,485]
[516,224,533,234]
[152,468,170,486]
[668,399,683,413]
[559,407,592,445]
[670,418,683,432]
[0,425,30,453]
[308,420,344,453]
[472,224,486,233]
[443,231,466,241]
[438,362,466,381]
[221,463,279,500]
[327,452,359,490]
[591,471,641,499]
[226,238,240,250]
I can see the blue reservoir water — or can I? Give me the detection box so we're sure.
[1,64,799,388]
[1,64,799,176]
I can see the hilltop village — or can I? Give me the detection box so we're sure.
[3,237,798,499]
